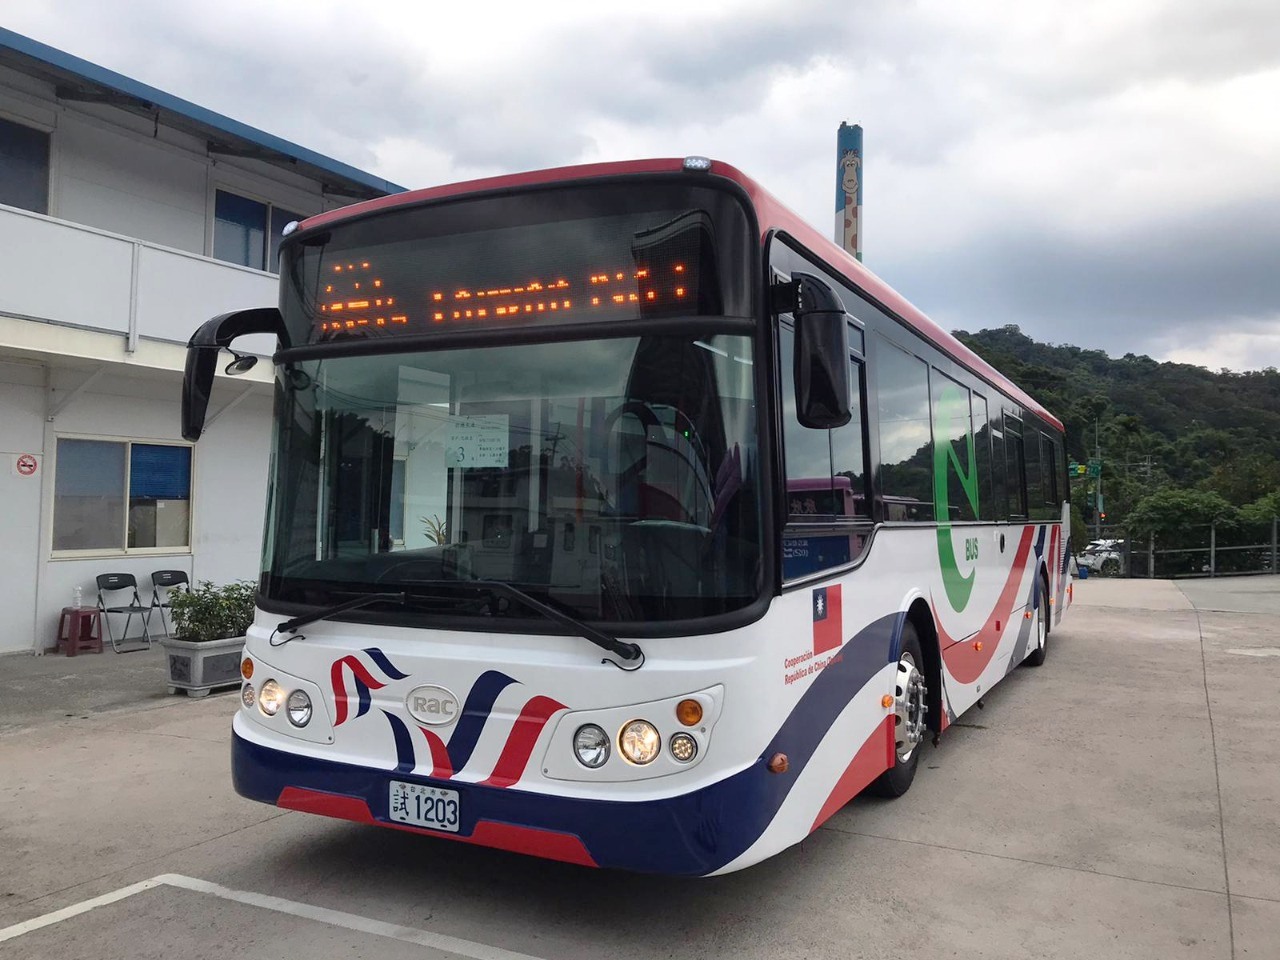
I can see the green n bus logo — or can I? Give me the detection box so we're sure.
[933,378,979,612]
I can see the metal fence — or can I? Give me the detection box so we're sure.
[1086,518,1279,579]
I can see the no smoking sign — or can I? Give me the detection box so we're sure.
[12,453,39,478]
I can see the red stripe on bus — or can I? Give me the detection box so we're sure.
[809,716,894,832]
[330,656,386,726]
[418,727,454,779]
[276,786,597,867]
[1050,525,1060,598]
[479,696,567,788]
[937,525,1036,684]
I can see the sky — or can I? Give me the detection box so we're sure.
[6,0,1280,370]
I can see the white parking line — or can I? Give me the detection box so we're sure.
[0,878,166,943]
[0,874,548,960]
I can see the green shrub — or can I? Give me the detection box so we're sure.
[167,580,256,641]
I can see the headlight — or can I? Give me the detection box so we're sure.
[286,689,312,727]
[241,684,255,709]
[619,719,660,765]
[573,724,610,768]
[259,679,285,716]
[669,732,698,763]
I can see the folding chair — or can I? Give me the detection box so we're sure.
[149,570,190,638]
[96,573,152,652]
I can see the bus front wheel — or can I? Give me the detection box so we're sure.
[869,622,927,798]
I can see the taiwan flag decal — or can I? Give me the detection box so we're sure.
[813,585,843,654]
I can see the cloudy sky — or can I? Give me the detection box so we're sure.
[7,1,1280,370]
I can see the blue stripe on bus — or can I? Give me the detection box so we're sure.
[363,647,410,680]
[380,710,416,774]
[233,614,898,875]
[447,669,518,774]
[354,678,373,719]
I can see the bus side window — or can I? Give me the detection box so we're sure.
[1041,432,1060,508]
[930,368,977,522]
[990,411,1007,520]
[972,392,995,521]
[830,358,869,519]
[876,339,935,521]
[779,323,871,579]
[779,323,836,518]
[1004,413,1028,519]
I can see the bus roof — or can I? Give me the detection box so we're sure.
[301,158,1062,431]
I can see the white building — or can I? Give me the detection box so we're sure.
[0,28,404,654]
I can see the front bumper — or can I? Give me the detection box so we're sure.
[232,729,775,876]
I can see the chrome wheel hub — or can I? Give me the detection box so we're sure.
[894,652,928,763]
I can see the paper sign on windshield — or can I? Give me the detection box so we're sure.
[446,415,509,468]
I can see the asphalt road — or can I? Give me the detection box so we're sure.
[1,577,1277,959]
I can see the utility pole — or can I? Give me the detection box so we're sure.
[1092,418,1103,540]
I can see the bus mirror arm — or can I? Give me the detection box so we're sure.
[181,307,288,442]
[791,273,852,430]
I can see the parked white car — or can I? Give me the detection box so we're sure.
[1078,539,1126,576]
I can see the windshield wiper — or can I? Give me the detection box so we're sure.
[270,581,644,671]
[274,591,407,637]
[406,579,645,671]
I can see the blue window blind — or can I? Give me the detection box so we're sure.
[214,190,267,268]
[0,117,50,214]
[129,444,191,500]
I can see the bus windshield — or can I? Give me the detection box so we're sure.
[262,181,763,627]
[261,334,762,625]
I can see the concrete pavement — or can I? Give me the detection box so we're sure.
[1,577,1277,958]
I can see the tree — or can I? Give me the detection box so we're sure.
[1126,489,1239,542]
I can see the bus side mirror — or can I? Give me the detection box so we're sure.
[182,307,287,441]
[791,273,852,429]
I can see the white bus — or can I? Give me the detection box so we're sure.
[182,157,1072,875]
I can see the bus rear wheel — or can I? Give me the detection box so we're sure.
[869,622,928,798]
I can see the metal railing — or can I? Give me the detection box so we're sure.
[1115,518,1279,579]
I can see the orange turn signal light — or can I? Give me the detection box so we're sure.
[767,752,789,774]
[881,694,894,708]
[241,657,254,680]
[973,641,983,652]
[676,699,703,726]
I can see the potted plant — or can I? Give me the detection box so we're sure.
[160,580,256,697]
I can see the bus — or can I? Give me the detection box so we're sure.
[181,157,1072,876]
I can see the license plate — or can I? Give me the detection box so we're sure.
[389,781,461,833]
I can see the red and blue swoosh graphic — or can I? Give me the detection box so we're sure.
[331,647,410,725]
[402,670,567,788]
[332,657,565,789]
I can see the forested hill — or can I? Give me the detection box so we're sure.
[953,325,1280,523]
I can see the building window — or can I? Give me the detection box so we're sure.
[0,116,51,214]
[213,189,305,272]
[53,439,192,554]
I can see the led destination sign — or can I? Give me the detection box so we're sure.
[316,260,698,337]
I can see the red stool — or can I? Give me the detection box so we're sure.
[57,607,104,656]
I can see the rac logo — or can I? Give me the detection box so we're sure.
[406,685,460,726]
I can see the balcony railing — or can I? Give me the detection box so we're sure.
[0,203,279,354]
